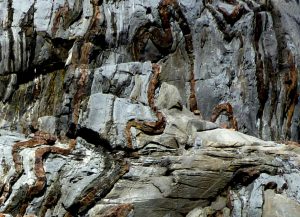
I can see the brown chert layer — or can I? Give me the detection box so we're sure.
[0,0,300,216]
[61,0,103,134]
[285,51,298,129]
[51,3,70,35]
[29,140,76,197]
[101,204,134,217]
[148,63,160,112]
[0,132,78,217]
[69,42,93,135]
[218,4,246,25]
[132,0,199,112]
[206,1,249,42]
[64,158,129,216]
[210,103,238,130]
[17,139,75,217]
[126,64,166,149]
[0,132,57,205]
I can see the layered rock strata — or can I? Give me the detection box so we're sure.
[0,0,299,141]
[0,0,300,216]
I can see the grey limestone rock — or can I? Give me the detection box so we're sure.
[0,0,300,216]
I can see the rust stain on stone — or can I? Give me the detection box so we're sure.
[28,140,75,198]
[189,64,198,113]
[71,42,93,128]
[283,140,300,147]
[132,0,199,113]
[21,139,75,216]
[285,51,298,130]
[85,0,106,41]
[51,2,70,35]
[65,159,129,215]
[148,63,160,111]
[0,132,57,205]
[218,4,246,25]
[210,103,238,130]
[0,132,76,216]
[253,12,271,127]
[101,203,134,217]
[126,64,166,149]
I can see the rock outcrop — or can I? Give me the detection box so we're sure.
[1,125,300,216]
[0,0,300,216]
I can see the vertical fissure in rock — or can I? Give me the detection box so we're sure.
[254,12,267,124]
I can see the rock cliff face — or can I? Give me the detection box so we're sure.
[0,0,300,216]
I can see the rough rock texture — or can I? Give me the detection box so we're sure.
[0,0,299,141]
[0,0,300,216]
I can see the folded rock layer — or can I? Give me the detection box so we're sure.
[0,0,300,216]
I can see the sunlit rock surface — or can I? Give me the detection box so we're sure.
[0,0,300,216]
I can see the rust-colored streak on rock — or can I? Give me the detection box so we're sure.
[131,27,150,61]
[72,42,93,126]
[79,188,98,209]
[207,2,248,42]
[189,65,198,113]
[88,0,102,34]
[101,204,134,217]
[149,27,173,50]
[72,68,88,125]
[285,51,298,129]
[63,213,73,217]
[66,160,129,215]
[218,4,245,25]
[132,0,198,112]
[254,12,268,122]
[210,103,238,130]
[158,0,198,112]
[29,147,51,197]
[83,0,106,48]
[20,139,75,216]
[51,2,70,35]
[0,132,76,217]
[0,132,57,205]
[29,141,74,197]
[148,64,160,111]
[126,64,166,149]
[284,140,300,147]
[79,42,93,66]
[125,123,134,149]
[158,0,172,29]
[159,0,191,36]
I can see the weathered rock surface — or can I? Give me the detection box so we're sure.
[0,0,299,141]
[1,125,300,216]
[0,0,300,216]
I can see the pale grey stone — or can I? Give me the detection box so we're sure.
[38,116,57,134]
[263,190,300,217]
